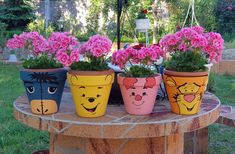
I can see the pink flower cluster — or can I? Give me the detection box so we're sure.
[79,34,112,57]
[48,32,79,67]
[112,45,164,69]
[204,32,224,62]
[7,32,50,55]
[159,26,224,62]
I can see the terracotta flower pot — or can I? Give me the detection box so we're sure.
[67,69,114,118]
[163,70,209,115]
[117,74,162,115]
[20,68,67,115]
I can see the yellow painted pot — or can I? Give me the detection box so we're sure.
[67,70,114,118]
[163,70,208,115]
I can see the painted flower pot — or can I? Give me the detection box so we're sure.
[163,70,209,115]
[20,68,67,115]
[117,74,162,115]
[67,70,114,118]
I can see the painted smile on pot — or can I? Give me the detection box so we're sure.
[132,101,145,107]
[81,103,100,113]
[183,103,197,112]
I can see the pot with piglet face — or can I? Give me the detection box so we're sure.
[112,45,164,115]
[118,75,162,115]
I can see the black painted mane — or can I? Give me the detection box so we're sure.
[29,72,58,84]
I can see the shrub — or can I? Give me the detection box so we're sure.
[7,32,78,69]
[215,0,235,40]
[0,30,22,48]
[160,26,224,72]
[0,0,35,30]
[27,18,55,38]
[112,45,164,77]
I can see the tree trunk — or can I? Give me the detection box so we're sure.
[152,0,158,44]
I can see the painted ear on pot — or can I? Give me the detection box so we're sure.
[69,75,80,86]
[104,75,113,84]
[166,77,177,87]
[144,78,156,89]
[123,78,138,90]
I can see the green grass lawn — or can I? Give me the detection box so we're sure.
[0,63,235,153]
[0,63,48,154]
[208,74,235,154]
[225,40,235,49]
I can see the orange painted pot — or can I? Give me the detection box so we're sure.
[117,74,162,115]
[163,70,209,115]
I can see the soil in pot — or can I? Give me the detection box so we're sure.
[20,68,67,115]
[117,74,162,115]
[67,70,114,118]
[163,70,208,115]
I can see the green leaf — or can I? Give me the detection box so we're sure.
[164,51,208,72]
[22,54,63,69]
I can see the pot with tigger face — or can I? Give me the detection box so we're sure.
[117,73,162,115]
[20,68,67,115]
[163,70,208,115]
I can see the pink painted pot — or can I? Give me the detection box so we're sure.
[117,73,162,115]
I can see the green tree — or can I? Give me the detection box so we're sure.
[0,0,35,30]
[215,0,235,40]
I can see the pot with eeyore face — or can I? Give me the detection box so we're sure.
[20,68,67,115]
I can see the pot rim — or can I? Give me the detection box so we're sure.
[117,73,162,86]
[117,73,161,79]
[68,69,114,76]
[21,68,66,73]
[164,69,208,77]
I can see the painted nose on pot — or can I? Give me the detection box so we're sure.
[135,94,142,101]
[88,97,95,103]
[30,100,58,115]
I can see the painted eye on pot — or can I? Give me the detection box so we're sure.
[131,92,135,96]
[143,92,146,96]
[97,94,101,98]
[81,94,86,97]
[48,87,57,94]
[26,86,35,94]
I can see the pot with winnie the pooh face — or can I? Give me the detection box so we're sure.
[117,73,162,115]
[67,69,114,118]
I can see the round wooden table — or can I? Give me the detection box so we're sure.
[14,92,220,154]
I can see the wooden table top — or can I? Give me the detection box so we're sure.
[14,92,220,139]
